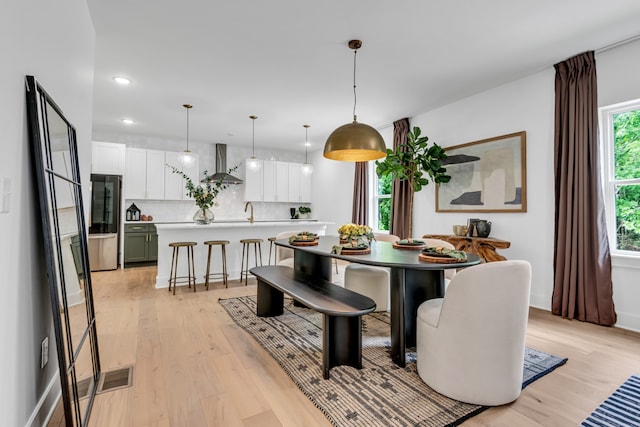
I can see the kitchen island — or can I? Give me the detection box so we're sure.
[154,220,332,288]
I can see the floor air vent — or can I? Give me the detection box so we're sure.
[97,365,134,394]
[76,377,94,400]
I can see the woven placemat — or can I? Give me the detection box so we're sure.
[392,242,426,250]
[290,240,319,246]
[340,247,371,255]
[418,253,466,263]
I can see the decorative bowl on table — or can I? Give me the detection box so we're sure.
[452,225,468,236]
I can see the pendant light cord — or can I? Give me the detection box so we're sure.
[305,126,309,163]
[353,49,358,121]
[252,117,255,156]
[186,107,190,151]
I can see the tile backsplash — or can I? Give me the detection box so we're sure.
[125,195,308,223]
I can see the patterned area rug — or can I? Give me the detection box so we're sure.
[581,374,640,426]
[219,296,567,427]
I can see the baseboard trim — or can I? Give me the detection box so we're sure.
[26,370,61,427]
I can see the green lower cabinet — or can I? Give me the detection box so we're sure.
[124,223,158,265]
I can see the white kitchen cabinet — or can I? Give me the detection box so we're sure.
[275,161,289,202]
[124,148,147,199]
[145,150,166,199]
[91,141,126,175]
[244,159,263,201]
[288,163,301,202]
[246,160,310,203]
[164,151,199,200]
[262,160,276,202]
[124,148,165,199]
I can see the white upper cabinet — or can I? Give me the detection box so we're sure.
[124,147,147,199]
[244,159,264,201]
[125,148,199,200]
[245,160,311,203]
[143,149,166,199]
[91,141,126,175]
[288,163,301,202]
[274,161,289,202]
[262,160,276,202]
[164,151,199,200]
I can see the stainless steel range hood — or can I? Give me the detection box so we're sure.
[203,144,243,184]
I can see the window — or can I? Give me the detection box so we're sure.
[600,100,640,255]
[371,168,392,231]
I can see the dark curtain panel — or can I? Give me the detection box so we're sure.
[390,118,412,238]
[352,162,368,224]
[552,51,616,326]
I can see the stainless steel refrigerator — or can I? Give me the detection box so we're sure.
[88,174,121,270]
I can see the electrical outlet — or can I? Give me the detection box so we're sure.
[41,337,49,368]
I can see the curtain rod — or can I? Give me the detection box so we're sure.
[595,33,640,54]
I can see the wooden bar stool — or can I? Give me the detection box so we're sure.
[267,236,277,265]
[203,240,229,289]
[240,238,263,285]
[168,241,197,295]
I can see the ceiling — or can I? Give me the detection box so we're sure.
[87,0,640,153]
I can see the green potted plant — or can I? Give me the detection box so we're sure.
[375,126,450,234]
[297,206,311,219]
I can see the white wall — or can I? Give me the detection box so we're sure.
[0,0,95,425]
[597,39,640,331]
[411,69,556,311]
[310,150,355,234]
[311,40,640,332]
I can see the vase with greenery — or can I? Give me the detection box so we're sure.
[337,223,375,247]
[298,206,311,218]
[166,164,238,224]
[374,126,450,234]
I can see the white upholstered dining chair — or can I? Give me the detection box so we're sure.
[416,260,532,406]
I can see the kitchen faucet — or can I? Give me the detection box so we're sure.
[244,201,254,223]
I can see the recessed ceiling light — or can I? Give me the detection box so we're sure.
[113,76,132,85]
[122,118,134,125]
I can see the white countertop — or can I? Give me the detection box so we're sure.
[124,219,320,225]
[154,220,332,230]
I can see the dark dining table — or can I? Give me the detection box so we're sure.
[275,236,481,366]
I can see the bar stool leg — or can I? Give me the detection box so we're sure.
[188,245,196,292]
[222,244,228,288]
[168,246,177,293]
[172,247,180,295]
[205,244,213,290]
[240,242,246,283]
[258,243,263,266]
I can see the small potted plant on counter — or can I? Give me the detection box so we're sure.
[297,206,311,219]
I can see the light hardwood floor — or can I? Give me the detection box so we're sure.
[49,265,640,426]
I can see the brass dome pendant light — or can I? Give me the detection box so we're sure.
[179,104,196,166]
[323,40,386,162]
[301,124,313,175]
[246,115,261,170]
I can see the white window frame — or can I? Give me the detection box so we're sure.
[368,163,391,232]
[599,99,640,260]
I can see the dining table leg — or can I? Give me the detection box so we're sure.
[389,267,445,366]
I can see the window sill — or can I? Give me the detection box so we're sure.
[611,254,640,270]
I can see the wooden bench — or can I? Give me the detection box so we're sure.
[250,265,376,379]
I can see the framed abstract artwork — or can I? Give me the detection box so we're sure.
[436,131,527,213]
